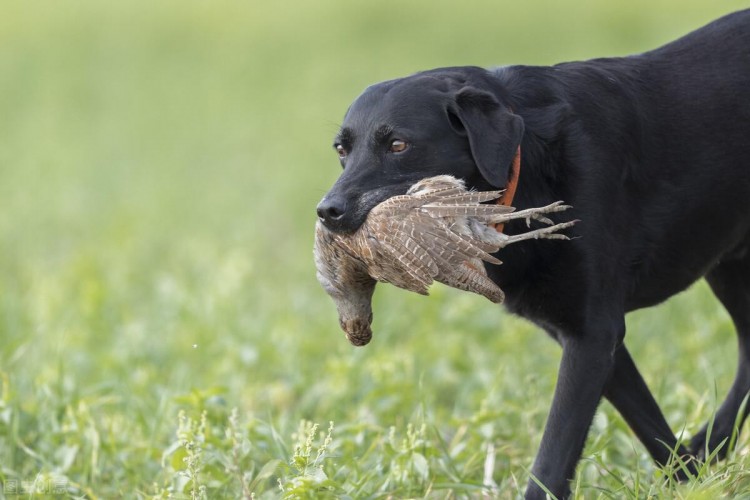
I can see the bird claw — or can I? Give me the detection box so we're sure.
[525,213,554,227]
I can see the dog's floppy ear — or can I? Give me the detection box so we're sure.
[447,87,524,187]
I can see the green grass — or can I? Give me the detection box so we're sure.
[1,1,749,498]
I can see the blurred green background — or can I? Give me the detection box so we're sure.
[1,1,749,497]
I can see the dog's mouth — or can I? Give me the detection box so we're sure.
[321,183,412,234]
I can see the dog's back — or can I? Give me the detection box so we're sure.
[495,9,750,310]
[623,9,750,308]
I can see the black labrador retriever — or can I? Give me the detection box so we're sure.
[317,10,750,499]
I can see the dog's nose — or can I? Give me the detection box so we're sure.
[317,196,347,223]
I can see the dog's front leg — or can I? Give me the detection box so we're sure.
[603,344,696,475]
[525,323,622,500]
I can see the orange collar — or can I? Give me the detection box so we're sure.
[493,145,521,233]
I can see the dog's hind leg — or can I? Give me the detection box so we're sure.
[690,249,750,460]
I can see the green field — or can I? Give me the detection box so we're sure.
[2,2,749,498]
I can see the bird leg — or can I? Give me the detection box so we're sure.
[494,201,572,227]
[496,220,578,247]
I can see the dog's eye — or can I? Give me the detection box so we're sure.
[335,144,347,158]
[390,140,408,153]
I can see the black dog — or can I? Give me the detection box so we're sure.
[317,10,750,499]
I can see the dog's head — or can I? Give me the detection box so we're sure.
[317,66,524,233]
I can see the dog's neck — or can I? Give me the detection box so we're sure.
[492,145,521,233]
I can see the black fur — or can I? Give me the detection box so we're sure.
[317,10,750,499]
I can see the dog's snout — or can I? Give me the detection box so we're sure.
[317,196,347,223]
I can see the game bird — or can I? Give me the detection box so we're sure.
[314,175,575,346]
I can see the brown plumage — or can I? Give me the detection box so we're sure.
[314,175,576,346]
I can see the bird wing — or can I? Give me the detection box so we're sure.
[412,214,503,265]
[369,193,424,217]
[424,189,505,206]
[420,203,514,219]
[355,220,433,294]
